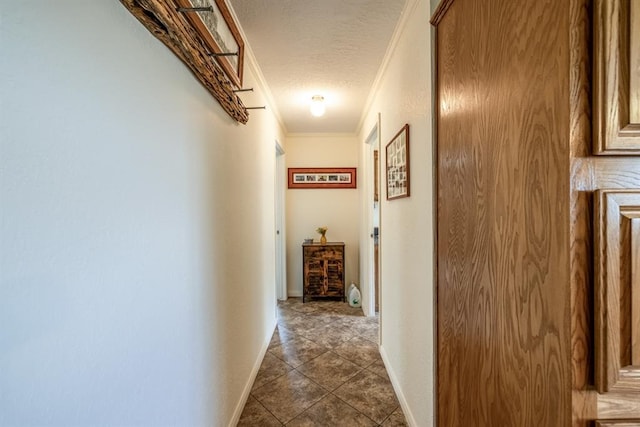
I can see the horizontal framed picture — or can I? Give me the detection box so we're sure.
[288,167,357,189]
[386,124,410,200]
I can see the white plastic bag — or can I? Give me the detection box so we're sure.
[348,283,361,308]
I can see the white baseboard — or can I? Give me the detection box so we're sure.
[379,344,418,427]
[287,290,303,297]
[228,318,277,427]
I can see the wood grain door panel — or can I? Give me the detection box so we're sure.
[432,0,571,424]
[433,0,640,423]
[595,190,640,393]
[593,0,640,154]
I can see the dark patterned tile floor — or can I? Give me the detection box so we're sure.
[237,298,408,426]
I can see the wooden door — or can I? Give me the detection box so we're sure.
[433,0,640,425]
[432,0,572,424]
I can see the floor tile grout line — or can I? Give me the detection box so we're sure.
[280,389,331,425]
[326,390,384,426]
[292,361,366,394]
[248,394,286,426]
[283,392,377,426]
[377,404,402,426]
[363,364,392,381]
[249,368,289,396]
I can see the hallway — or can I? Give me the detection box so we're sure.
[238,299,407,426]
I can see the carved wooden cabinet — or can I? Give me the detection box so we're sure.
[302,243,345,303]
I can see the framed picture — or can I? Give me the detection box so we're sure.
[288,168,357,189]
[386,124,410,200]
[176,0,245,88]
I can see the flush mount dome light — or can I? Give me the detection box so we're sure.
[310,95,325,117]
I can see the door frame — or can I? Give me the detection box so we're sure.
[361,114,381,317]
[275,140,287,301]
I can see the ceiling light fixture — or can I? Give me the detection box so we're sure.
[310,95,325,117]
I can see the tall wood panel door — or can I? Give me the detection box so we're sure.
[432,0,572,424]
[433,0,640,425]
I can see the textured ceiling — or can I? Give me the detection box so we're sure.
[228,0,407,134]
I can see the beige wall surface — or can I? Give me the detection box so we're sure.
[0,1,284,425]
[285,134,361,297]
[358,0,434,425]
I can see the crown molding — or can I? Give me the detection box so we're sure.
[356,0,421,135]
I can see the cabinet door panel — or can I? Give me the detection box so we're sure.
[325,259,343,296]
[593,0,640,154]
[595,190,640,393]
[305,259,327,295]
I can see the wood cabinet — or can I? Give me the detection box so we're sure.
[593,0,640,154]
[302,243,345,303]
[595,190,640,394]
[432,0,640,425]
[591,0,640,423]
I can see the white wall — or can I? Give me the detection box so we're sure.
[358,0,434,425]
[0,1,283,425]
[285,134,360,297]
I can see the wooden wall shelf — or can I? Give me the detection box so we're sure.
[120,0,249,124]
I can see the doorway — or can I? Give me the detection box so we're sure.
[274,141,286,301]
[362,115,381,317]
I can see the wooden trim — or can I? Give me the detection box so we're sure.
[119,0,248,123]
[432,11,441,427]
[430,0,455,26]
[598,392,640,418]
[569,0,599,424]
[571,157,640,191]
[595,421,640,427]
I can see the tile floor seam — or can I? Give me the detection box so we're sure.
[284,393,378,426]
[247,395,286,426]
[331,387,399,426]
[290,366,332,391]
[292,363,365,394]
[253,385,329,425]
[250,370,288,396]
[282,391,330,425]
[364,365,389,380]
[326,391,382,426]
[377,405,402,426]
